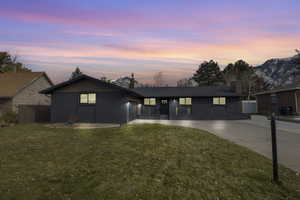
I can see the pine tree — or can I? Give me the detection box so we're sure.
[70,67,83,80]
[192,60,223,86]
[222,60,257,98]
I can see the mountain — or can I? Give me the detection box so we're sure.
[255,54,300,89]
[113,76,141,88]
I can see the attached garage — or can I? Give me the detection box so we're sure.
[41,75,141,124]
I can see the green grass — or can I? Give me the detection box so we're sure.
[0,124,299,200]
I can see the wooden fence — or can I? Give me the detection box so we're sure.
[18,105,50,123]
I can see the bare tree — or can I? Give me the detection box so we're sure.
[153,72,165,87]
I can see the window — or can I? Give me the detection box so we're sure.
[144,98,156,105]
[179,97,192,105]
[213,97,226,105]
[80,93,96,104]
[161,99,168,104]
[80,94,88,104]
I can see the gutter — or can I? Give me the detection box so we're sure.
[255,87,300,96]
[296,91,299,113]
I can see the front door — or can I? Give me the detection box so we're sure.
[160,99,169,115]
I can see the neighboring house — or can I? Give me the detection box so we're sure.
[255,82,300,115]
[0,72,53,116]
[41,74,248,124]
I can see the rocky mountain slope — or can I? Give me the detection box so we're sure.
[255,54,300,89]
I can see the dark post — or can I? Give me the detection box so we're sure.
[270,114,279,183]
[270,94,279,183]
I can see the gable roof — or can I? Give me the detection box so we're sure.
[255,82,300,95]
[0,72,53,98]
[132,86,240,97]
[40,74,142,97]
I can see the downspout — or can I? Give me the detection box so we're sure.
[295,91,299,113]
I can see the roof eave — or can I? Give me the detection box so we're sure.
[0,96,12,99]
[40,75,143,97]
[254,87,300,96]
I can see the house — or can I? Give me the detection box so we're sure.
[41,75,141,123]
[0,72,53,116]
[132,87,247,120]
[255,82,300,115]
[41,74,248,123]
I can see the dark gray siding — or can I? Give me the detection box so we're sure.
[51,93,78,122]
[95,92,126,124]
[51,91,130,123]
[139,97,248,120]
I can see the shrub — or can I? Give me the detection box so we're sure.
[0,111,18,124]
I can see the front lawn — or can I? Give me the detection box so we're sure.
[0,124,299,200]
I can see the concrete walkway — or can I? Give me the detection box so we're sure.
[130,116,300,172]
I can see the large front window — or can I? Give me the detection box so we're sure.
[213,97,226,105]
[179,97,192,105]
[178,97,192,116]
[144,98,156,105]
[80,93,96,104]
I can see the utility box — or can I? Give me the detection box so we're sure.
[242,100,257,114]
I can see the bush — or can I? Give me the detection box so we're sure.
[0,111,18,124]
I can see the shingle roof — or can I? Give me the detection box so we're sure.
[40,74,142,97]
[0,72,52,98]
[131,86,240,97]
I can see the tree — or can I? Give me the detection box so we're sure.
[223,60,259,99]
[0,52,31,72]
[70,67,83,80]
[177,78,197,87]
[222,63,236,86]
[293,49,300,83]
[153,72,165,87]
[192,60,223,86]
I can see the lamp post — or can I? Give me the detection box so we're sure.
[270,93,279,183]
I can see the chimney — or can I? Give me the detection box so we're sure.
[129,73,135,88]
[230,81,242,95]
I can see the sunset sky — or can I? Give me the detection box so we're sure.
[1,0,300,85]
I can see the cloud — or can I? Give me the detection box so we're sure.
[1,0,300,85]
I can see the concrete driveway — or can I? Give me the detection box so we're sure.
[130,115,300,172]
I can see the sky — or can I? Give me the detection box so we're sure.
[1,0,300,85]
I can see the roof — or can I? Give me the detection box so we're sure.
[131,86,240,97]
[255,82,300,95]
[0,72,53,98]
[40,74,142,97]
